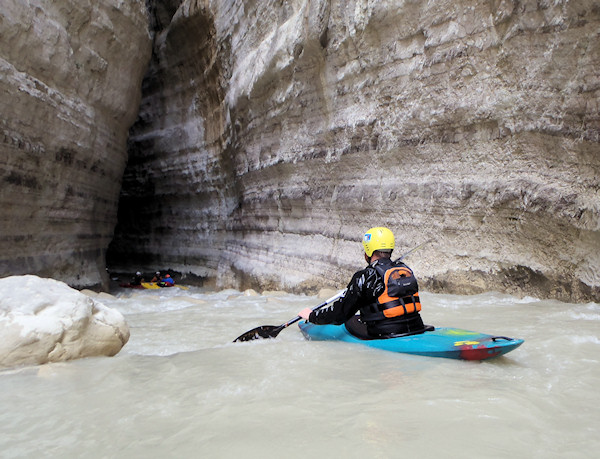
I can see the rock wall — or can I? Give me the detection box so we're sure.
[0,1,151,288]
[4,0,597,302]
[109,0,599,302]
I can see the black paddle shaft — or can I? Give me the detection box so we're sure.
[394,239,432,263]
[233,290,346,342]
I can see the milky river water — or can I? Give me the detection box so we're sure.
[1,287,598,458]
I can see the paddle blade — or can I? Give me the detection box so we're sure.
[233,325,283,342]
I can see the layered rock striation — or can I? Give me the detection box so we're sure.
[1,1,597,302]
[0,1,151,288]
[109,0,599,302]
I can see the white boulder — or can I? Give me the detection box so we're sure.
[0,275,130,369]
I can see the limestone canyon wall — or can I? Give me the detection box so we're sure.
[0,1,151,288]
[109,0,599,302]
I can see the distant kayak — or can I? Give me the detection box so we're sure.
[298,316,523,361]
[141,282,168,289]
[119,282,188,290]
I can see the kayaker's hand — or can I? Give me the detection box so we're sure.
[298,308,312,321]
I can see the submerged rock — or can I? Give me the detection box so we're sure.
[0,275,130,369]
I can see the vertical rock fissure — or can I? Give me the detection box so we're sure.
[107,1,235,286]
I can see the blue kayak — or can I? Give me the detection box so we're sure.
[298,317,523,361]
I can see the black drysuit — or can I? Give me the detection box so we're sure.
[308,258,425,337]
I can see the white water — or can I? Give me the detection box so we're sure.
[1,288,599,458]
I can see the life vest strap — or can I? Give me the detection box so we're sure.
[382,295,421,318]
[362,294,421,321]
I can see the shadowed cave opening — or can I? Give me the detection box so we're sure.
[105,1,225,287]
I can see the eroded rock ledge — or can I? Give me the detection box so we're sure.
[109,0,599,303]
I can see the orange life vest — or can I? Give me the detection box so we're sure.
[360,259,421,323]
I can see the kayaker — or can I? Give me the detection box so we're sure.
[158,274,175,287]
[131,271,144,286]
[151,271,161,282]
[298,227,426,337]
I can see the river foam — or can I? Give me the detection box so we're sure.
[0,287,598,458]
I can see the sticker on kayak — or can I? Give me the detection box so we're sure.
[444,328,481,336]
[453,340,480,346]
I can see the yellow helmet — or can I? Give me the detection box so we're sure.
[362,227,395,257]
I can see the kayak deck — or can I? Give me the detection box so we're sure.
[298,320,523,361]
